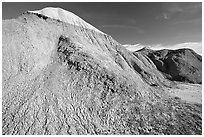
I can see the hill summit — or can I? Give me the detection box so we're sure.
[28,7,104,34]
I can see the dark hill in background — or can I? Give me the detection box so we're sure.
[2,9,202,135]
[136,48,202,84]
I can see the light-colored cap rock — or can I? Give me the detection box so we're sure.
[28,7,104,34]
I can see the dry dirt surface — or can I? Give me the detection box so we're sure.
[2,11,202,135]
[166,82,202,104]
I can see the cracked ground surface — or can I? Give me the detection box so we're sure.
[2,13,202,135]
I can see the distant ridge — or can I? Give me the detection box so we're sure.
[136,48,202,84]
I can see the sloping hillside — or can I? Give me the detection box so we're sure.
[136,48,202,84]
[2,8,202,135]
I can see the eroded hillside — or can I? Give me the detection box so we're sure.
[2,10,202,135]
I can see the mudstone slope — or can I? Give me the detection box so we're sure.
[2,9,202,135]
[136,48,202,84]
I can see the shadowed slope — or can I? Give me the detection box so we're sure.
[136,48,202,84]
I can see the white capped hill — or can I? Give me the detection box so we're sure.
[28,7,104,34]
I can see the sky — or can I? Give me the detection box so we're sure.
[2,2,202,53]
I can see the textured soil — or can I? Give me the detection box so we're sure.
[2,12,202,135]
[166,82,202,104]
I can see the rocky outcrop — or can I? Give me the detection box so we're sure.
[2,9,202,135]
[137,48,202,84]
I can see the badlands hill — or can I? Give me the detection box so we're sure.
[136,47,202,84]
[2,7,202,135]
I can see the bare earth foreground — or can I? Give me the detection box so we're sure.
[167,82,202,104]
[2,8,202,135]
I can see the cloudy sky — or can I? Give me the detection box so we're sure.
[2,2,202,54]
